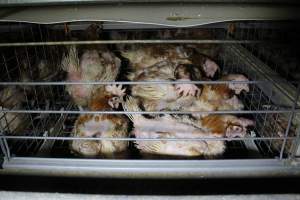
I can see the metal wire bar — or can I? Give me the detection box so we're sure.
[0,93,19,109]
[0,134,8,159]
[3,138,10,159]
[0,135,295,141]
[13,45,38,138]
[242,80,282,155]
[228,44,300,111]
[0,55,35,82]
[1,54,12,81]
[0,80,266,85]
[0,113,20,132]
[0,40,265,47]
[1,80,299,85]
[0,133,11,160]
[279,84,300,159]
[0,109,298,114]
[220,41,299,157]
[289,116,300,158]
[0,23,298,161]
[43,31,57,106]
[36,104,73,155]
[39,28,59,116]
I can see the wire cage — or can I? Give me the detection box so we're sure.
[0,21,299,177]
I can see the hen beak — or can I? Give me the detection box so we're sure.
[108,97,122,109]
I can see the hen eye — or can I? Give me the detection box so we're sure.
[233,126,242,131]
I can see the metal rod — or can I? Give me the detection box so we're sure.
[0,40,265,47]
[2,137,11,160]
[1,0,298,7]
[0,132,10,160]
[0,109,298,114]
[2,157,300,178]
[0,80,263,85]
[0,135,295,141]
[1,80,298,85]
[0,137,8,158]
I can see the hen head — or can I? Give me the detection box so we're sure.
[85,23,102,40]
[226,74,250,95]
[89,85,126,111]
[105,85,126,109]
[225,117,255,138]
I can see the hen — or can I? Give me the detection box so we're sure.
[187,74,250,118]
[70,85,129,158]
[111,28,219,59]
[128,60,220,113]
[122,44,219,78]
[129,58,247,115]
[62,24,121,107]
[157,28,220,59]
[19,46,60,83]
[0,86,28,135]
[123,96,253,157]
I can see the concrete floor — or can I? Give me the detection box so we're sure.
[1,192,300,200]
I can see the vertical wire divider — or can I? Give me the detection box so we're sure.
[271,112,280,155]
[0,95,9,159]
[45,27,57,106]
[279,83,300,159]
[222,27,263,157]
[2,53,11,81]
[224,41,287,157]
[14,49,31,152]
[0,132,7,159]
[260,85,273,148]
[289,119,300,159]
[27,26,41,150]
[246,83,264,157]
[39,24,54,106]
[13,26,35,153]
[289,83,300,159]
[36,102,73,157]
[0,132,11,161]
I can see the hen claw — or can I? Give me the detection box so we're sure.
[175,83,200,97]
[105,84,126,97]
[105,84,126,109]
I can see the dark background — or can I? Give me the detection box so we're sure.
[0,175,300,194]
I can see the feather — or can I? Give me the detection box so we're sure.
[122,96,142,122]
[123,96,228,157]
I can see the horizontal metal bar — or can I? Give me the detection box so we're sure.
[0,80,278,85]
[1,0,298,7]
[1,4,299,26]
[1,80,298,86]
[0,135,296,141]
[2,157,300,178]
[47,21,279,31]
[0,109,298,114]
[1,193,300,200]
[0,40,264,47]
